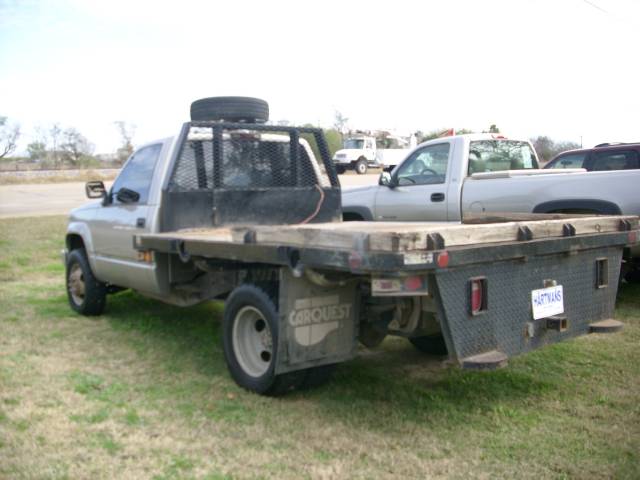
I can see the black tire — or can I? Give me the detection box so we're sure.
[335,165,346,175]
[624,268,640,284]
[409,334,448,356]
[66,249,107,316]
[222,284,305,395]
[300,364,336,390]
[355,158,368,175]
[190,97,269,123]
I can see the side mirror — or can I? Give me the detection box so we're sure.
[379,171,393,187]
[115,187,140,204]
[85,181,106,199]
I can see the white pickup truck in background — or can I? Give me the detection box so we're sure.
[332,133,417,174]
[342,134,640,276]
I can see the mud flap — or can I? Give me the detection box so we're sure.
[275,269,358,374]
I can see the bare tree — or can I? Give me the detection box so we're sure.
[114,121,136,164]
[333,110,349,134]
[27,126,49,162]
[530,135,580,163]
[0,116,21,159]
[50,123,62,167]
[60,128,95,166]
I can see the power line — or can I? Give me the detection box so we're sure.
[582,0,608,14]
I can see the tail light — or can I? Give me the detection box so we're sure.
[469,277,487,315]
[437,251,450,268]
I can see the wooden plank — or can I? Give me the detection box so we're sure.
[140,215,637,253]
[240,216,636,252]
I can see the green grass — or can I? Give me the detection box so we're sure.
[0,216,639,479]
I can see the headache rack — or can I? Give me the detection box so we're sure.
[160,121,342,232]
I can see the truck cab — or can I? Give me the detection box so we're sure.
[342,134,541,222]
[66,115,339,307]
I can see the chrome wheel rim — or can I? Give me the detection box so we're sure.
[68,263,85,305]
[232,306,273,377]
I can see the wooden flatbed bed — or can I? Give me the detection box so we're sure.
[136,215,638,273]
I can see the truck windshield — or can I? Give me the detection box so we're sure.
[468,140,539,175]
[344,139,364,149]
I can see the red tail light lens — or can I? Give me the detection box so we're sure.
[437,251,450,268]
[469,277,487,315]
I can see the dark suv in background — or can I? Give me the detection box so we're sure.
[544,142,640,171]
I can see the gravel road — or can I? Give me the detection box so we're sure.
[0,173,379,219]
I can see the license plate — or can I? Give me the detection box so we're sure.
[531,285,564,320]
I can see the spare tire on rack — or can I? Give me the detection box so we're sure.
[190,96,269,123]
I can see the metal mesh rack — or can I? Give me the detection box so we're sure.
[161,122,342,231]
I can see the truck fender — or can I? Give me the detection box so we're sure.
[66,222,98,271]
[342,206,373,221]
[533,199,622,215]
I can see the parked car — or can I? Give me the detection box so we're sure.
[544,142,640,171]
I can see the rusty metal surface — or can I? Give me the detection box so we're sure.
[461,350,509,370]
[589,318,624,333]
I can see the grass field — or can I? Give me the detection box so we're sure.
[1,216,639,479]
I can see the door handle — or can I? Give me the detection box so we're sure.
[136,218,146,228]
[431,193,445,202]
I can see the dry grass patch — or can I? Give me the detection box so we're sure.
[0,170,118,185]
[1,216,639,479]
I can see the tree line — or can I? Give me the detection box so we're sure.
[0,116,135,169]
[1,112,581,169]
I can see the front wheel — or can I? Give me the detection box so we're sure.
[222,284,306,395]
[355,159,368,175]
[66,249,107,316]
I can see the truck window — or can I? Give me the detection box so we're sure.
[592,150,639,171]
[169,132,327,193]
[546,153,586,169]
[344,139,364,149]
[221,139,316,188]
[468,140,538,175]
[396,143,450,186]
[111,143,162,204]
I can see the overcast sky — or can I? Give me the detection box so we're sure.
[1,0,639,154]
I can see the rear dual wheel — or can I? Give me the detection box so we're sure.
[222,284,334,395]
